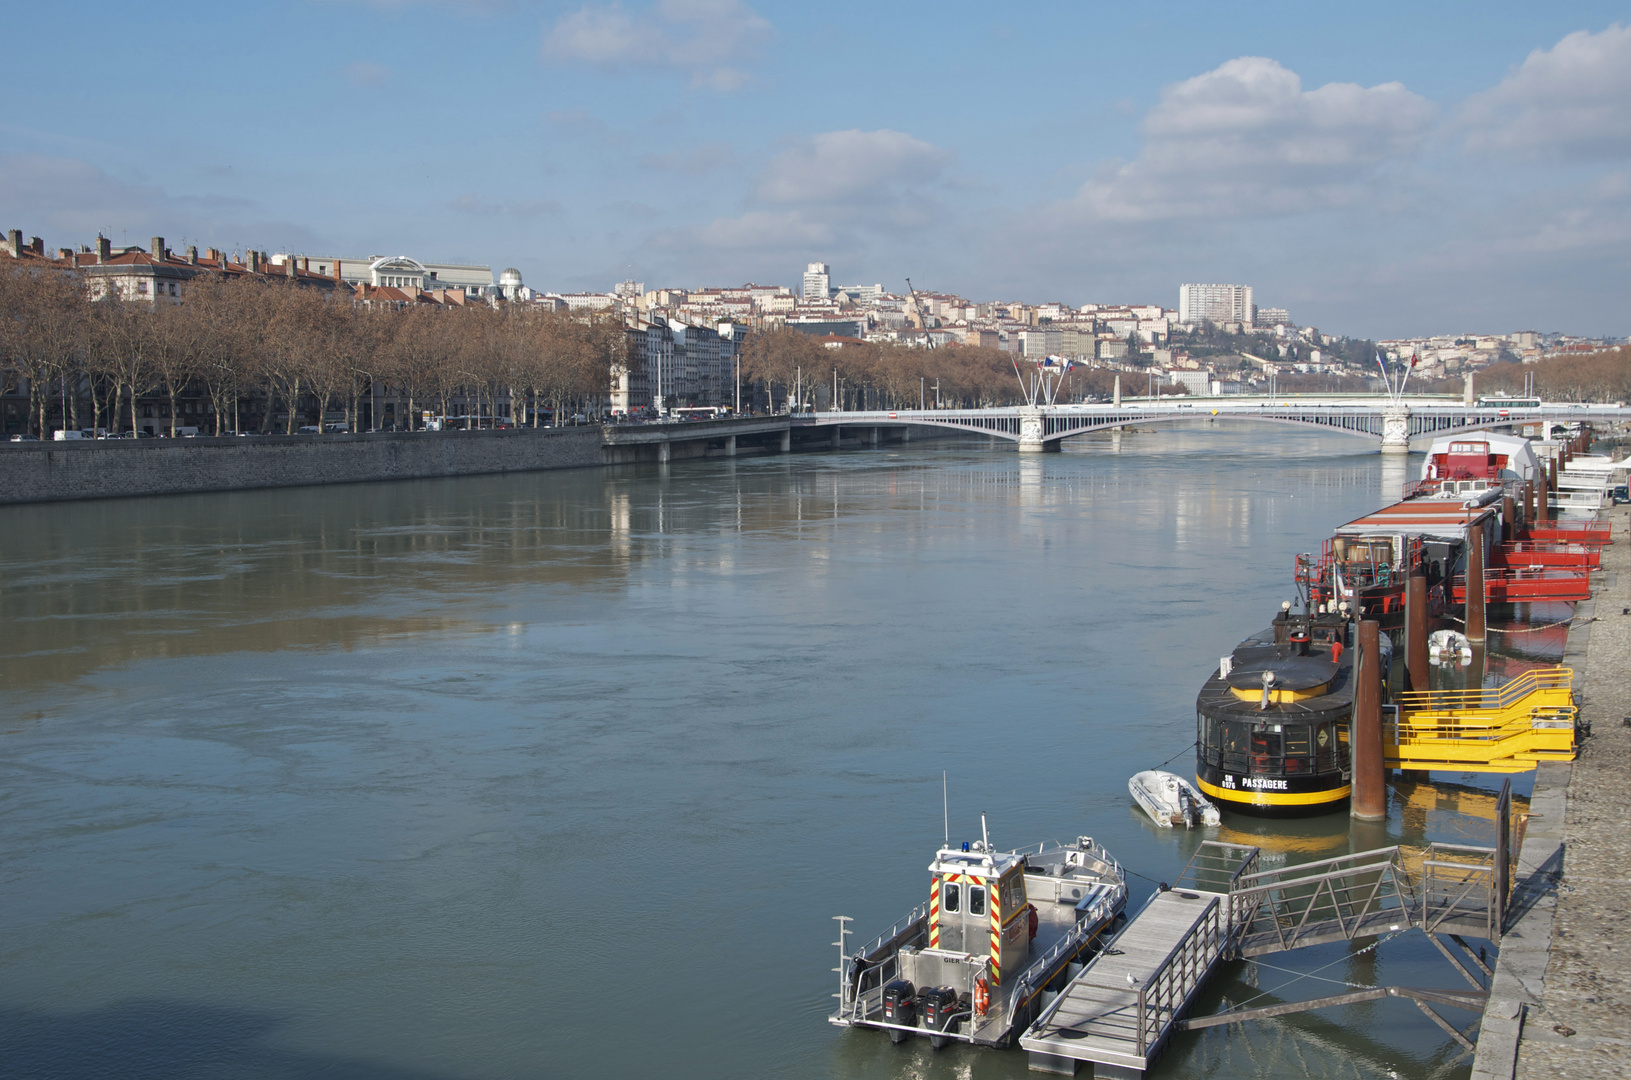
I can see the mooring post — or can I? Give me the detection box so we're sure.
[1501,494,1516,544]
[1466,521,1487,643]
[1407,565,1430,693]
[1352,619,1387,821]
[1523,480,1534,526]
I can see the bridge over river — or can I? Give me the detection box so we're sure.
[787,397,1631,454]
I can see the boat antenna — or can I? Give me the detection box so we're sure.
[981,812,990,854]
[942,771,949,849]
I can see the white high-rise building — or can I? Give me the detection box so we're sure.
[802,262,831,301]
[1178,283,1253,326]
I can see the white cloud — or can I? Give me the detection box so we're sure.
[542,0,772,90]
[1071,57,1433,223]
[756,129,954,204]
[1462,24,1631,159]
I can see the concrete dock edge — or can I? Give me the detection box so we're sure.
[1472,503,1631,1079]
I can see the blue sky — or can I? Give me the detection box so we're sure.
[4,2,1629,338]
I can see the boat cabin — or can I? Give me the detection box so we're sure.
[1415,430,1540,499]
[925,845,1031,981]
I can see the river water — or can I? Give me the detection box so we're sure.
[0,425,1527,1079]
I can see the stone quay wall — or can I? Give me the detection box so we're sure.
[0,427,608,505]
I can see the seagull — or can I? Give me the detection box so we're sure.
[1126,973,1138,987]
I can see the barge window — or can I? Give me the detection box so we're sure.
[942,882,960,914]
[1250,731,1283,762]
[969,886,986,917]
[1222,721,1249,772]
[1282,725,1312,773]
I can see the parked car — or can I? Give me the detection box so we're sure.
[52,430,87,441]
[9,433,40,442]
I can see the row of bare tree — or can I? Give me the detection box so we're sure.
[0,262,623,436]
[738,327,1107,409]
[1474,349,1631,403]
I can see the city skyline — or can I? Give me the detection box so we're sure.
[3,3,1629,339]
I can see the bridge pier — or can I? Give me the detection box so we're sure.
[1381,405,1411,454]
[1018,408,1047,453]
[869,427,879,448]
[657,440,671,464]
[724,434,736,457]
[832,426,841,450]
[779,430,790,453]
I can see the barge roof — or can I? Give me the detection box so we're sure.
[1334,500,1496,541]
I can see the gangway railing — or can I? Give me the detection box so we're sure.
[1395,666,1573,714]
[1420,842,1501,940]
[1033,893,1227,1060]
[1229,846,1417,957]
[1388,667,1579,772]
[1175,840,1262,894]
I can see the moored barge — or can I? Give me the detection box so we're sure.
[1195,604,1364,815]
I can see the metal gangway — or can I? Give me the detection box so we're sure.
[1019,844,1257,1075]
[1021,794,1516,1076]
[1388,667,1581,773]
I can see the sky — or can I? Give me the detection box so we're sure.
[3,1,1629,339]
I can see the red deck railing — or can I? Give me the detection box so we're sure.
[1451,567,1591,602]
[1494,541,1602,570]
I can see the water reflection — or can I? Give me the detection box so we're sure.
[0,429,1515,1079]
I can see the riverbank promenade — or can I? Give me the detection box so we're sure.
[1475,502,1631,1079]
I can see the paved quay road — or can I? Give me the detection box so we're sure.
[1508,502,1631,1080]
[0,427,1534,1079]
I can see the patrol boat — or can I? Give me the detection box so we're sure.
[830,821,1125,1050]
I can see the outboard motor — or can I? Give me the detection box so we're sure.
[919,986,960,1049]
[882,979,916,1043]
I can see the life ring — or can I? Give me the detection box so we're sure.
[973,976,990,1018]
[1028,904,1039,941]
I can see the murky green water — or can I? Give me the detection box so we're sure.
[0,426,1522,1078]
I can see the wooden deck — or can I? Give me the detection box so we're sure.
[1020,888,1229,1077]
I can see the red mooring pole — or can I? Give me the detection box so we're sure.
[1407,565,1430,693]
[1466,521,1487,643]
[1352,619,1387,821]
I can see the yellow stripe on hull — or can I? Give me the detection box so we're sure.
[1196,776,1351,808]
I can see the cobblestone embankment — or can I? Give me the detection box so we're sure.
[1475,502,1631,1079]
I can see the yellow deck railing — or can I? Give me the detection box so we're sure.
[1386,667,1578,773]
